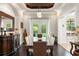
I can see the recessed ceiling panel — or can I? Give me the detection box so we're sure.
[25,3,54,9]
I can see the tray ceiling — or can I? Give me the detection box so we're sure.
[25,3,54,9]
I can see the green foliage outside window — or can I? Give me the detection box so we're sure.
[41,23,46,37]
[33,23,46,37]
[33,23,38,37]
[66,18,75,31]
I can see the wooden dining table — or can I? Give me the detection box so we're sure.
[26,41,53,56]
[25,35,54,56]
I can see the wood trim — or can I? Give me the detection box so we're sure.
[0,11,14,20]
[25,3,54,9]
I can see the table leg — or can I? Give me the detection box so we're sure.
[50,47,53,56]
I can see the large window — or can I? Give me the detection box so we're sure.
[33,23,38,37]
[31,19,48,37]
[41,23,46,37]
[31,19,48,42]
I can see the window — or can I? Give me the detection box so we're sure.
[66,18,75,31]
[33,23,38,37]
[41,23,46,37]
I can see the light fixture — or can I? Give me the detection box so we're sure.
[37,12,42,18]
[37,8,42,18]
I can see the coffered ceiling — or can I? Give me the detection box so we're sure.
[25,3,54,9]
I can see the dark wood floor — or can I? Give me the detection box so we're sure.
[53,44,72,56]
[8,44,72,56]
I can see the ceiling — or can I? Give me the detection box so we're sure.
[6,3,77,18]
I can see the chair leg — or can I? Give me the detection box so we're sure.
[50,49,53,56]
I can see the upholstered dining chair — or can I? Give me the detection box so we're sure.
[25,35,33,55]
[46,34,55,46]
[46,34,55,55]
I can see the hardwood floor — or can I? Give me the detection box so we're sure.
[8,44,72,56]
[53,44,72,56]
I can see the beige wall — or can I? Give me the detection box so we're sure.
[49,15,58,36]
[58,12,77,44]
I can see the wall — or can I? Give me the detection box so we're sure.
[49,15,58,37]
[15,16,23,45]
[58,12,78,44]
[0,4,24,45]
[23,16,31,35]
[15,11,24,45]
[58,16,67,44]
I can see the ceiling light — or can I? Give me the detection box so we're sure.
[37,12,42,18]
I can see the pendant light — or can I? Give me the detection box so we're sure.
[37,8,42,18]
